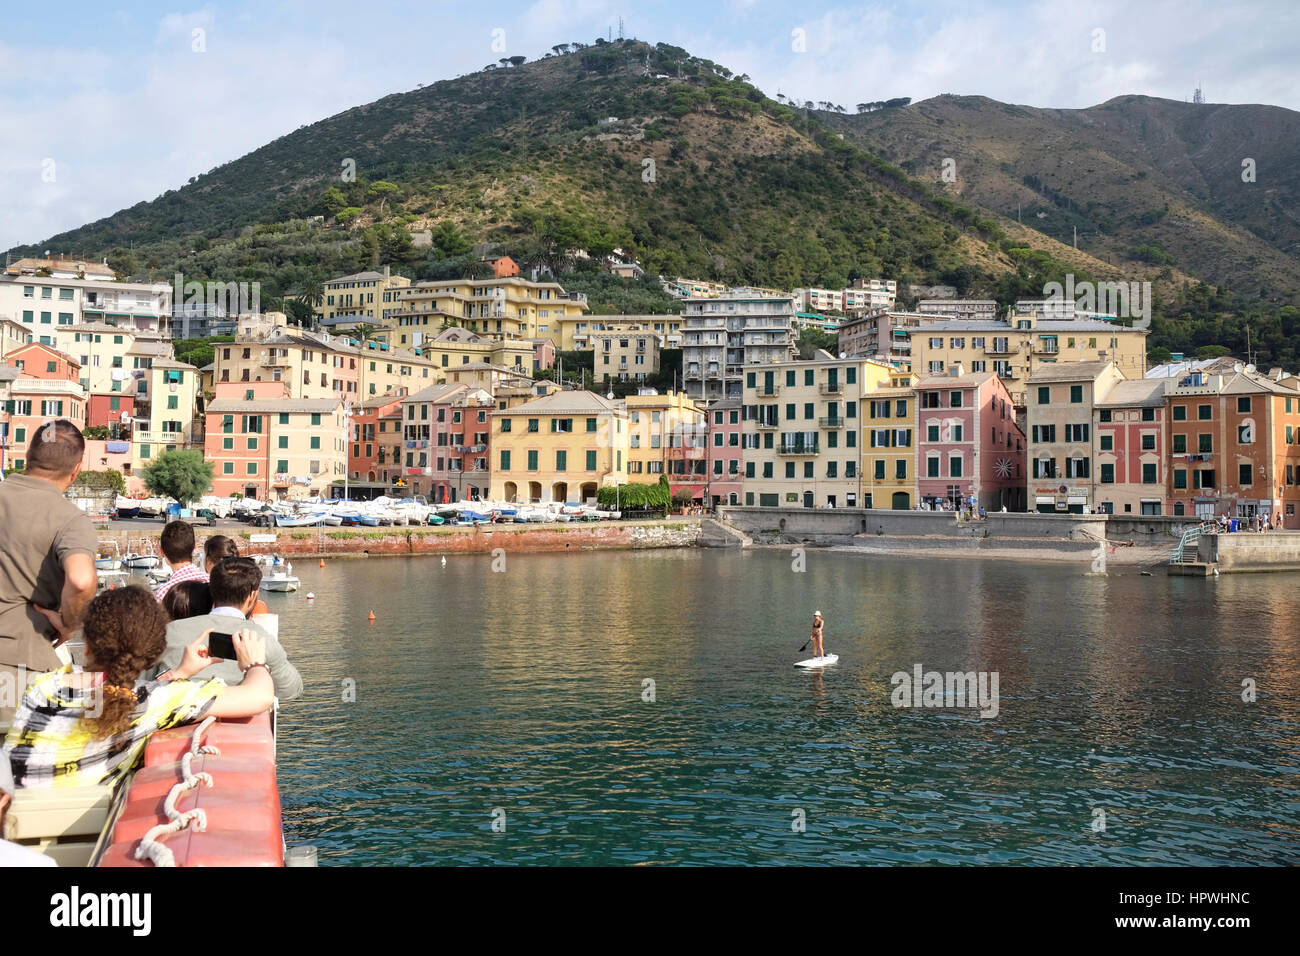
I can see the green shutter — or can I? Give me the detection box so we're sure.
[586,450,596,470]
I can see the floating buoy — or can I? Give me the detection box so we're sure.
[319,558,325,568]
[367,610,376,621]
[306,592,315,600]
[441,556,447,566]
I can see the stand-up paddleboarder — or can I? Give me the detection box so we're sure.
[810,610,825,659]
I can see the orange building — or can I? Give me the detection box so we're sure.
[483,255,520,278]
[349,393,407,488]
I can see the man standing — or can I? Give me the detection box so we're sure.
[152,557,302,701]
[810,610,826,660]
[153,520,208,603]
[0,421,98,726]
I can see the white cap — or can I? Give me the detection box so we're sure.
[814,610,822,616]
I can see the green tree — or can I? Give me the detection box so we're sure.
[430,220,472,259]
[142,450,215,507]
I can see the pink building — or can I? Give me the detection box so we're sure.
[399,383,494,503]
[705,398,744,506]
[1094,378,1167,516]
[1,344,87,472]
[915,369,1025,511]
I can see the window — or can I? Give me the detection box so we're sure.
[1030,424,1056,443]
[804,403,814,420]
[223,461,233,474]
[1239,463,1252,486]
[1037,387,1050,405]
[804,370,814,387]
[586,418,597,432]
[527,450,538,471]
[1173,405,1187,421]
[1173,469,1187,490]
[555,450,566,471]
[527,419,539,433]
[247,463,257,475]
[762,462,773,479]
[1198,404,1212,420]
[894,400,905,417]
[921,392,940,409]
[926,456,939,478]
[278,436,288,449]
[874,460,886,480]
[1100,435,1113,451]
[951,425,963,442]
[1198,434,1212,453]
[895,459,906,480]
[950,392,962,408]
[167,395,178,410]
[949,456,963,478]
[501,419,512,433]
[785,462,796,479]
[277,460,289,474]
[223,438,234,450]
[586,450,597,471]
[1100,463,1115,484]
[1142,463,1157,484]
[1033,459,1056,479]
[1141,434,1155,451]
[803,462,813,479]
[1070,385,1083,404]
[1065,457,1089,478]
[1141,407,1155,422]
[927,425,939,442]
[1193,469,1215,489]
[310,436,320,450]
[1172,434,1186,453]
[1099,409,1112,423]
[1237,396,1251,413]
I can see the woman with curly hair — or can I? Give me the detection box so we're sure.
[2,585,274,789]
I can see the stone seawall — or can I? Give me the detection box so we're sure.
[91,520,703,558]
[1198,532,1300,572]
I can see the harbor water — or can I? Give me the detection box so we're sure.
[259,549,1300,865]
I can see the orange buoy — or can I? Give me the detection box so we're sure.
[367,610,376,622]
[319,558,325,568]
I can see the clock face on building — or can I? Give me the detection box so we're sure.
[994,458,1013,479]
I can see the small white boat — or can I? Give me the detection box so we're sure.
[260,573,300,592]
[136,497,169,518]
[95,540,122,571]
[97,569,129,589]
[121,540,160,569]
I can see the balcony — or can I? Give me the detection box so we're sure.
[818,382,843,395]
[755,419,779,430]
[818,417,845,428]
[985,343,1013,355]
[778,442,820,455]
[755,384,781,398]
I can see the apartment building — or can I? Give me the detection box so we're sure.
[795,281,896,315]
[837,310,927,368]
[5,257,116,281]
[0,318,30,356]
[1163,364,1300,525]
[663,277,727,299]
[863,370,919,509]
[321,267,411,323]
[1094,379,1168,515]
[910,314,1148,407]
[559,314,683,352]
[682,290,797,401]
[133,359,201,471]
[701,399,744,507]
[382,276,587,346]
[489,390,629,504]
[625,391,703,486]
[349,393,407,487]
[741,353,893,508]
[1025,362,1125,513]
[594,327,661,383]
[0,274,171,343]
[204,382,346,499]
[398,384,495,502]
[0,343,87,472]
[384,325,538,373]
[915,299,999,321]
[916,368,1026,511]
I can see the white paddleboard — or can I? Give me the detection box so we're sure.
[794,654,838,668]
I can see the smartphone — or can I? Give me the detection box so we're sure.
[207,632,237,660]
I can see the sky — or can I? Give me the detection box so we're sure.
[1,0,1296,253]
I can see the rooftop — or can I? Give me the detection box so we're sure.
[207,397,342,415]
[493,390,624,417]
[1097,379,1167,407]
[1026,361,1117,384]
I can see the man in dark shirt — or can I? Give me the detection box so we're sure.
[0,421,98,725]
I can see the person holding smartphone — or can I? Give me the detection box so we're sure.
[2,586,274,789]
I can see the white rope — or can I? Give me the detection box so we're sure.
[133,716,220,867]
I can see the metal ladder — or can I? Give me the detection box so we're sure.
[1169,521,1216,564]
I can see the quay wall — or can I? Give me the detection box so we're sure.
[90,519,703,558]
[1198,532,1300,572]
[717,507,1109,546]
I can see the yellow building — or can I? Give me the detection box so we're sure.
[133,358,201,471]
[321,267,411,322]
[559,314,683,352]
[390,326,537,375]
[624,391,704,480]
[742,351,894,508]
[909,314,1147,407]
[0,318,31,357]
[55,323,141,394]
[594,327,662,383]
[863,370,920,509]
[383,277,587,346]
[489,390,628,504]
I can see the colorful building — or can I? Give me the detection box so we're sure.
[204,382,346,500]
[916,368,1026,511]
[489,390,628,504]
[0,344,87,472]
[349,393,408,488]
[1094,378,1168,515]
[863,370,919,509]
[382,276,588,346]
[742,353,893,508]
[321,267,411,324]
[625,391,704,491]
[398,384,495,502]
[1025,361,1125,513]
[702,399,744,506]
[594,327,661,383]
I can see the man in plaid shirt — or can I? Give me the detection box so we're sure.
[153,521,208,603]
